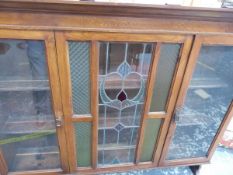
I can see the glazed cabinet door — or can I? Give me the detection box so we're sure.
[160,35,233,166]
[55,31,192,173]
[0,30,69,175]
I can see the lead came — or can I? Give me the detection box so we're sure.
[98,42,153,166]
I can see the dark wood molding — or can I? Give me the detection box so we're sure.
[76,158,208,175]
[160,157,209,167]
[0,12,232,34]
[0,148,8,175]
[90,40,99,169]
[0,0,233,22]
[8,169,63,175]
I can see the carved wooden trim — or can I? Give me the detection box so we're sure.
[0,0,233,22]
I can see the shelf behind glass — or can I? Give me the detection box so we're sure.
[0,80,49,91]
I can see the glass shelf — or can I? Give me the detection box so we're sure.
[98,144,136,151]
[99,75,147,90]
[12,146,60,171]
[190,78,228,89]
[99,115,140,129]
[1,115,55,134]
[0,80,49,91]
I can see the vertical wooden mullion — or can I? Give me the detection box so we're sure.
[159,36,203,165]
[0,149,8,175]
[153,36,193,165]
[45,32,70,173]
[90,41,99,169]
[55,32,77,172]
[135,43,162,164]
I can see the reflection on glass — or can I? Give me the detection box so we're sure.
[0,40,60,172]
[167,46,233,160]
[98,42,153,166]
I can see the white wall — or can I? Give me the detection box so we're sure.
[95,0,222,8]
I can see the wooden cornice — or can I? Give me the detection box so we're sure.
[0,0,233,22]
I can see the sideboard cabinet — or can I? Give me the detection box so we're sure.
[0,1,233,175]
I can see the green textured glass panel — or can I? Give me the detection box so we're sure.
[140,119,162,162]
[150,44,181,112]
[68,41,90,115]
[74,122,91,167]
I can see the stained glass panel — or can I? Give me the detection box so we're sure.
[98,42,153,166]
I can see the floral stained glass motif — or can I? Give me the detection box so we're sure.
[98,42,154,166]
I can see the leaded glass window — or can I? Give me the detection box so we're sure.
[98,42,153,166]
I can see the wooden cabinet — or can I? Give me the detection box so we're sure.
[0,1,233,175]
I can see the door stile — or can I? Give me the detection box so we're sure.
[0,149,8,175]
[54,32,77,172]
[90,41,99,169]
[44,32,70,173]
[135,43,162,164]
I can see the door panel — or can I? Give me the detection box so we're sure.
[161,35,233,166]
[55,31,191,172]
[0,31,68,174]
[98,42,154,166]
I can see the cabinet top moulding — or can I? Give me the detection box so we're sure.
[0,0,233,22]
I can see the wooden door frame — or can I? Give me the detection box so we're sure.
[159,34,233,167]
[0,29,69,175]
[0,149,8,175]
[55,31,193,174]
